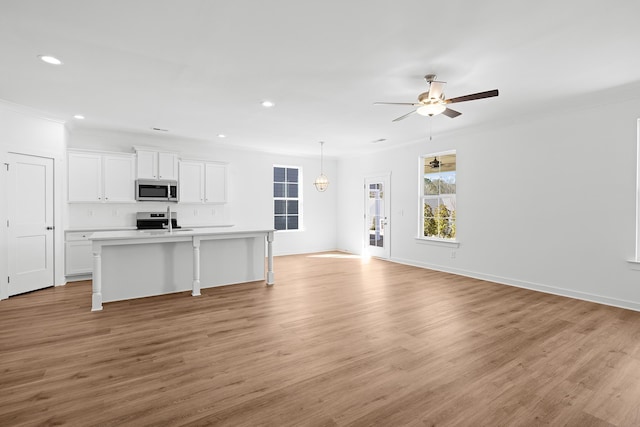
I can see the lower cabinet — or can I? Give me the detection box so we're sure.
[65,232,93,276]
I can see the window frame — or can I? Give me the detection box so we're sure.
[417,150,458,243]
[273,164,303,232]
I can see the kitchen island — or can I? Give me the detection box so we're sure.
[89,227,275,311]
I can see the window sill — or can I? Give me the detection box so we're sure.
[627,259,640,270]
[415,237,460,248]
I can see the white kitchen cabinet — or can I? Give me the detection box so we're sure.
[205,163,227,203]
[68,152,102,202]
[103,155,136,202]
[179,161,205,203]
[179,160,227,204]
[135,149,178,180]
[136,150,157,180]
[65,232,93,276]
[68,151,135,203]
[158,152,178,180]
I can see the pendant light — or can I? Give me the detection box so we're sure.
[313,141,329,192]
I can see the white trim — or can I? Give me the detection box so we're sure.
[392,256,640,313]
[419,150,456,240]
[364,172,391,259]
[414,237,460,248]
[273,164,303,231]
[627,259,640,271]
[0,99,66,124]
[635,118,640,262]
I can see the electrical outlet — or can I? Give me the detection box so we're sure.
[451,250,456,259]
[193,209,198,216]
[88,210,93,217]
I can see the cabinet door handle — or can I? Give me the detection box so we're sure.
[46,226,54,230]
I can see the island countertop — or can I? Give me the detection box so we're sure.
[89,226,274,242]
[89,227,275,311]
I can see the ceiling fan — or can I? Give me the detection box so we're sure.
[375,74,499,122]
[427,157,454,169]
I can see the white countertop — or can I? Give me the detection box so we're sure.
[89,226,274,242]
[66,224,234,233]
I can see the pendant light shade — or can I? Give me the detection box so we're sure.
[314,141,329,192]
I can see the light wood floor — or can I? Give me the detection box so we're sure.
[2,253,640,426]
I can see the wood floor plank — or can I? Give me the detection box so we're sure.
[1,252,640,426]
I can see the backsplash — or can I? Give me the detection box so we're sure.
[67,202,232,229]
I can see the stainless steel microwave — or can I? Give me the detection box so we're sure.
[136,179,179,202]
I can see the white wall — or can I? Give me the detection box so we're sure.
[338,97,640,311]
[0,102,67,298]
[67,129,337,256]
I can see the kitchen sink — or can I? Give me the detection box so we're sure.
[139,228,194,235]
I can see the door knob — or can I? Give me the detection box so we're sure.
[46,226,54,230]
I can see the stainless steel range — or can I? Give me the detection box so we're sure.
[136,211,180,230]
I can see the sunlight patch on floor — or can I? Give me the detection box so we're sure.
[307,253,372,264]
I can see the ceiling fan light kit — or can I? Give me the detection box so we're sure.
[314,141,329,192]
[417,103,446,116]
[375,74,498,122]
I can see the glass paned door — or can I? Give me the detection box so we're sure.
[364,174,390,259]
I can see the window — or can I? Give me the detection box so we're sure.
[274,166,301,231]
[420,151,456,240]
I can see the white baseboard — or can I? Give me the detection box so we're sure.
[390,256,640,313]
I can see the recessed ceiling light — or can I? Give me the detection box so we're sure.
[217,134,226,138]
[38,55,63,65]
[73,114,85,120]
[261,100,275,108]
[372,138,387,144]
[152,127,169,132]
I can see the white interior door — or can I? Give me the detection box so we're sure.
[364,174,390,259]
[7,153,54,295]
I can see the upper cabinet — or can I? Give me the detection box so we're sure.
[179,161,205,203]
[135,148,178,180]
[179,160,227,204]
[204,163,227,203]
[68,151,135,203]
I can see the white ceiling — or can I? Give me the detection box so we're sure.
[1,1,640,157]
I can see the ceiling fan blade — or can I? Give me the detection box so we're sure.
[442,108,462,118]
[428,81,446,100]
[374,102,419,106]
[392,110,417,122]
[445,89,499,104]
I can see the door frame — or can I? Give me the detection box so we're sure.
[3,152,56,298]
[364,172,391,259]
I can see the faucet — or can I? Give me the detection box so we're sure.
[164,205,173,232]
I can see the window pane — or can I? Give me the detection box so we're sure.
[438,172,456,194]
[287,215,299,230]
[275,216,286,230]
[424,174,440,196]
[286,168,298,183]
[287,200,298,214]
[439,195,456,216]
[423,202,438,237]
[274,167,285,182]
[423,198,439,217]
[274,200,286,215]
[274,183,285,197]
[287,183,298,198]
